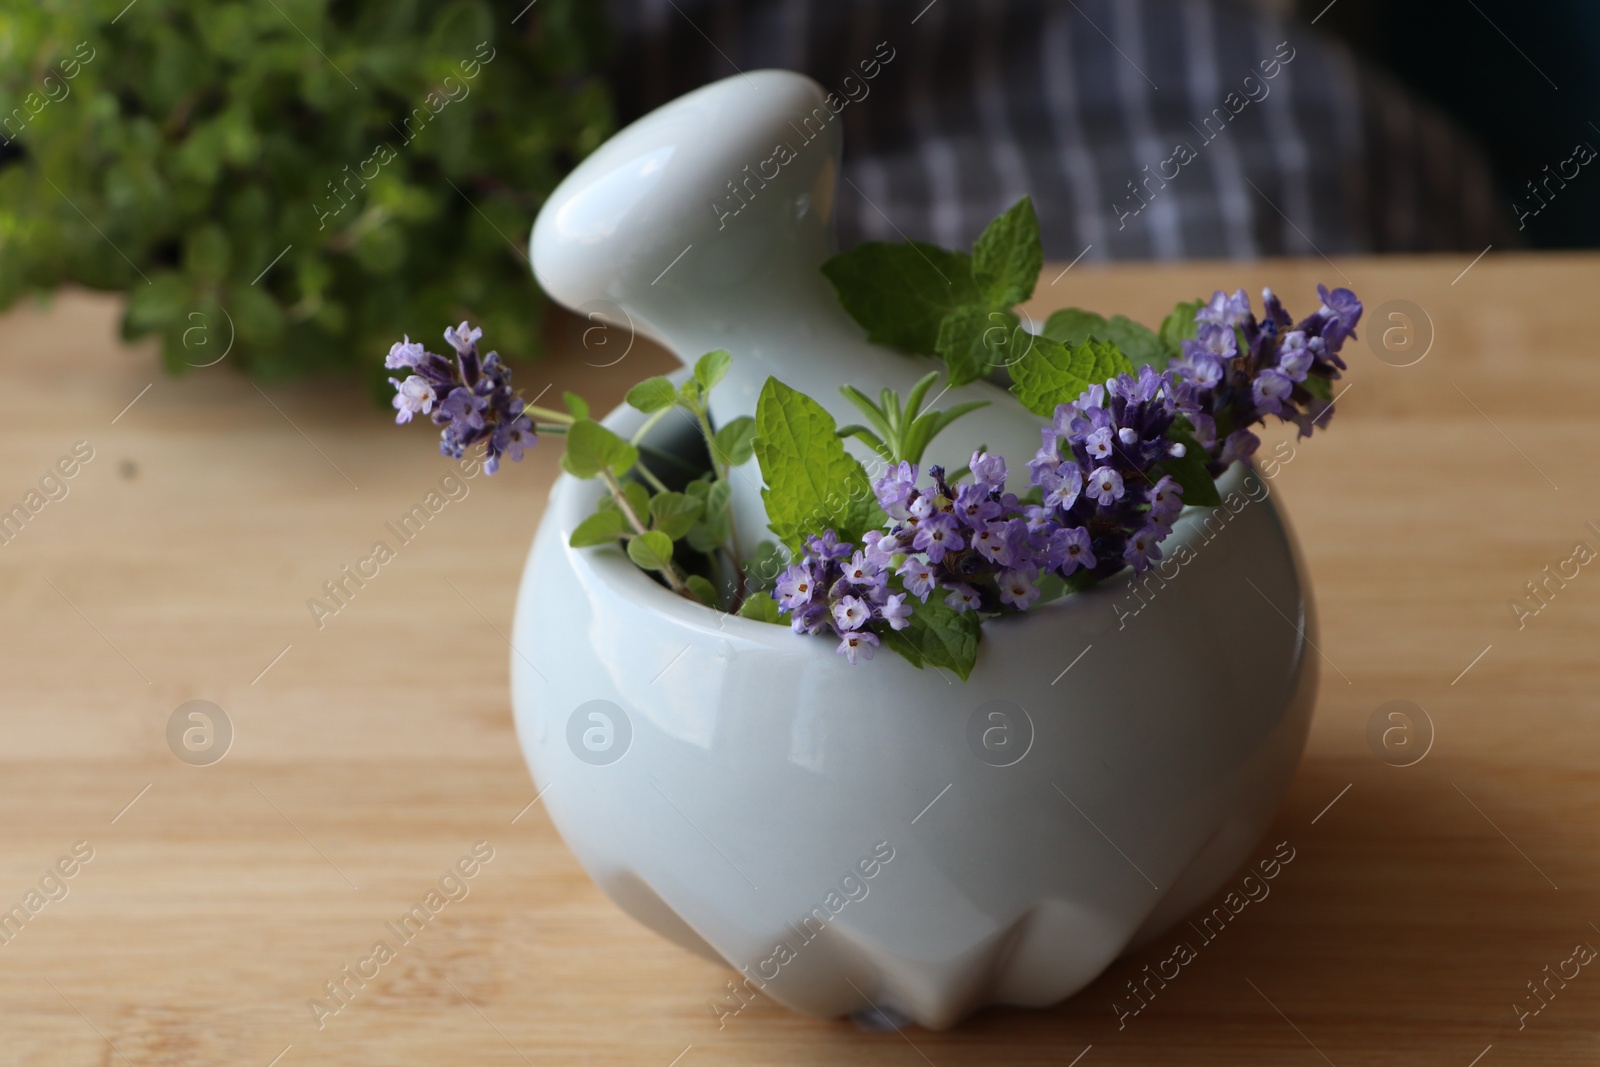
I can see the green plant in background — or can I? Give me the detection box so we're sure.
[0,0,612,386]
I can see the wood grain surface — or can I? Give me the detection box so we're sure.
[2,252,1597,1066]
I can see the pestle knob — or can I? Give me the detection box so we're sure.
[531,70,1046,544]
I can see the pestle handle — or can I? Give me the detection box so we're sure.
[531,70,1046,546]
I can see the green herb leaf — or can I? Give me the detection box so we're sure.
[562,419,639,479]
[625,376,678,414]
[626,530,676,573]
[1158,425,1222,507]
[737,592,786,624]
[1103,316,1167,368]
[754,377,879,552]
[742,539,787,593]
[686,574,720,608]
[621,481,651,523]
[1159,298,1206,359]
[569,508,626,548]
[1040,308,1108,345]
[836,423,893,461]
[883,599,981,681]
[694,349,732,392]
[935,304,1018,386]
[683,476,730,552]
[821,243,980,355]
[711,415,757,468]
[902,400,990,467]
[971,196,1042,308]
[563,391,590,419]
[649,491,704,539]
[1041,308,1166,368]
[1008,332,1136,417]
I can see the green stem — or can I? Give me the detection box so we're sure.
[523,403,574,424]
[601,470,693,598]
[694,405,747,606]
[629,407,671,446]
[634,461,670,495]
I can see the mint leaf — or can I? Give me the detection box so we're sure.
[686,574,720,608]
[1104,316,1167,368]
[626,530,676,573]
[562,419,639,479]
[621,481,650,522]
[822,243,980,355]
[649,491,704,539]
[754,377,879,552]
[694,349,732,392]
[1008,332,1136,417]
[972,197,1042,307]
[935,305,1018,386]
[1041,308,1110,345]
[711,415,757,468]
[884,599,981,681]
[625,376,678,414]
[1159,298,1206,359]
[736,592,785,624]
[1042,308,1166,369]
[569,508,625,548]
[742,539,786,593]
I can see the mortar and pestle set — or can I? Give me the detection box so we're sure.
[509,70,1315,1028]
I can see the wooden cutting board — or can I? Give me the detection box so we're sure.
[1,251,1596,1065]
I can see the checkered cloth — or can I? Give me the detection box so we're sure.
[607,0,1512,260]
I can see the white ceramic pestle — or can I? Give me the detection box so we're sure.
[530,69,1045,543]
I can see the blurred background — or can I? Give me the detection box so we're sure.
[1,0,1593,384]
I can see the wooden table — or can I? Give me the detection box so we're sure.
[3,252,1597,1065]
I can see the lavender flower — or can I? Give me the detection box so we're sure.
[385,321,535,474]
[772,532,909,662]
[1173,285,1362,463]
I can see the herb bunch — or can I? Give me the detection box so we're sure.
[384,198,1360,682]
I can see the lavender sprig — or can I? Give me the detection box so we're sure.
[385,321,541,474]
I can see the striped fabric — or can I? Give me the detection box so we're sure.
[605,0,1512,261]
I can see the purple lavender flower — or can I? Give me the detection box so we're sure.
[833,595,871,631]
[954,483,1003,526]
[1170,285,1361,461]
[1148,475,1184,521]
[768,531,914,663]
[385,321,534,473]
[969,450,1008,490]
[898,557,937,601]
[1196,288,1250,327]
[1123,524,1166,569]
[1086,467,1125,505]
[1252,368,1294,416]
[386,337,426,370]
[1219,429,1261,466]
[945,584,982,613]
[873,462,918,518]
[837,630,879,664]
[1047,526,1095,575]
[998,568,1041,610]
[913,512,964,563]
[390,375,435,423]
[775,565,816,611]
[1314,285,1363,349]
